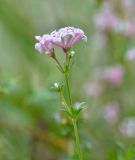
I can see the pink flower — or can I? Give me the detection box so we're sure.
[51,27,87,52]
[103,102,119,124]
[125,48,135,60]
[35,27,87,54]
[103,65,124,86]
[35,35,53,56]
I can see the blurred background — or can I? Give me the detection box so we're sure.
[0,0,135,159]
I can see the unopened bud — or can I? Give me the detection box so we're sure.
[70,50,75,57]
[54,83,59,88]
[51,82,63,92]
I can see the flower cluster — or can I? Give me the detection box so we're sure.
[35,27,87,56]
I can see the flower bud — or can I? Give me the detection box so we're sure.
[70,50,75,57]
[51,82,63,92]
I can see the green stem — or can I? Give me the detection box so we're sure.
[59,91,71,114]
[54,57,64,73]
[57,51,83,160]
[64,71,83,160]
[72,119,83,160]
[64,73,72,107]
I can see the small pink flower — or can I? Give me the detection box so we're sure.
[103,65,124,86]
[35,34,53,56]
[103,102,119,124]
[125,48,135,61]
[51,27,87,52]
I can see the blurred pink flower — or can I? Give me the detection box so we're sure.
[35,35,53,56]
[103,65,124,86]
[112,20,135,37]
[124,21,135,36]
[83,81,104,97]
[103,102,119,123]
[94,3,119,31]
[125,48,135,60]
[94,1,135,37]
[51,27,87,52]
[119,118,135,137]
[122,0,134,13]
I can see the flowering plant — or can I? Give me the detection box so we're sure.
[35,26,87,160]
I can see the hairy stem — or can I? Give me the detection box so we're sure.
[54,57,64,73]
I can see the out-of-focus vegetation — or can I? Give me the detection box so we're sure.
[0,0,135,159]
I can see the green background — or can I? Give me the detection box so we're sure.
[0,0,135,159]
